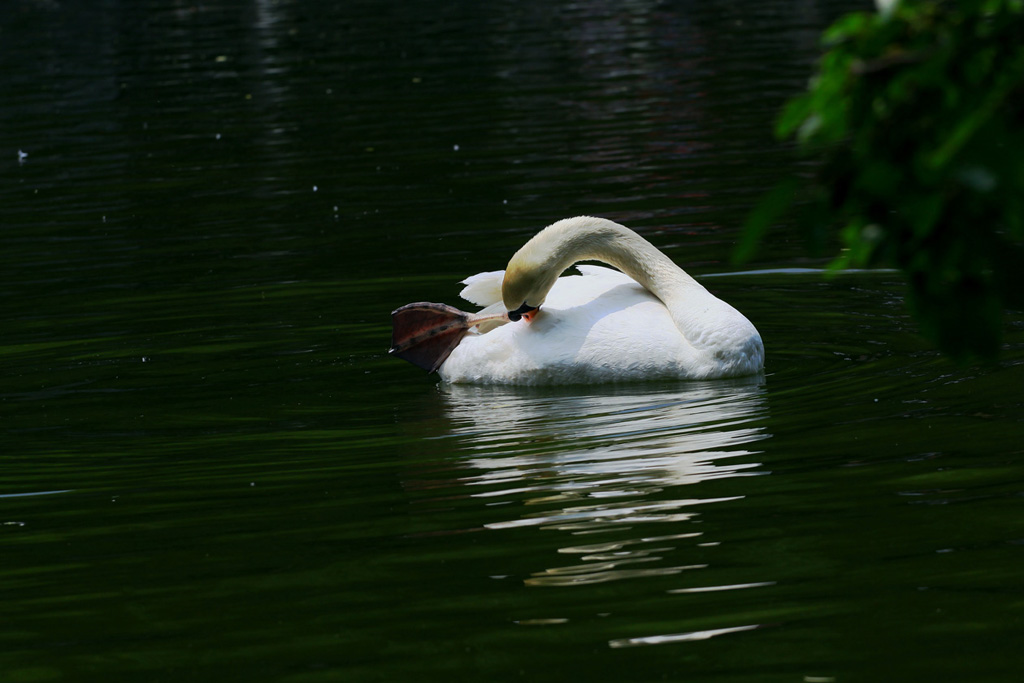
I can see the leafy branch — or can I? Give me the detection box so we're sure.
[739,0,1024,360]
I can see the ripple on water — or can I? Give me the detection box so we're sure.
[433,379,770,588]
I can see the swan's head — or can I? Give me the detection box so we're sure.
[501,262,544,322]
[502,246,561,322]
[502,217,600,322]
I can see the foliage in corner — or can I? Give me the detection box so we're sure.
[740,0,1024,360]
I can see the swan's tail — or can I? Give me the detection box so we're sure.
[390,302,511,374]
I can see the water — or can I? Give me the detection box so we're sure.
[3,1,1023,681]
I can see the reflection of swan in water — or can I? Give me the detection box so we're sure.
[440,378,769,587]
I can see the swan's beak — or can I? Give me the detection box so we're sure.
[508,302,539,322]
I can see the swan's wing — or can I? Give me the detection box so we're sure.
[459,270,505,307]
[575,264,636,284]
[461,266,629,309]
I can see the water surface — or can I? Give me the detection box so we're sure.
[3,1,1023,681]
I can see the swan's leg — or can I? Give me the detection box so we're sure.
[389,302,472,373]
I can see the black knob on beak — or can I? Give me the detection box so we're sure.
[508,302,538,322]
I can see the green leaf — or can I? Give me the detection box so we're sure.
[776,95,813,140]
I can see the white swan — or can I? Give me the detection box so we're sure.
[390,216,764,384]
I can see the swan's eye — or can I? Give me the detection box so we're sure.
[508,302,538,322]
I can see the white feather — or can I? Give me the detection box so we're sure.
[459,270,504,307]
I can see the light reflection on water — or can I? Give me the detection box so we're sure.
[439,379,769,589]
[609,622,763,648]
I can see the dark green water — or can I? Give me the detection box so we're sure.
[3,1,1023,681]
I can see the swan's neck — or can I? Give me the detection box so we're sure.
[502,216,763,372]
[508,216,705,307]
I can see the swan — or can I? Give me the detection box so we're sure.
[390,216,764,384]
